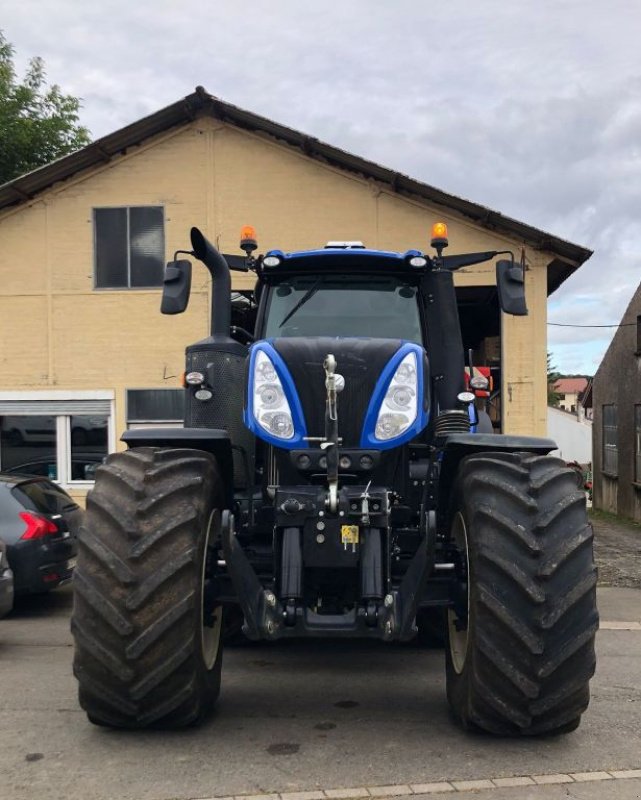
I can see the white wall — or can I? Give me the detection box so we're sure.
[547,406,593,464]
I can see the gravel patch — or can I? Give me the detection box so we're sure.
[591,511,641,588]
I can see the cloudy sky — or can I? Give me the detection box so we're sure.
[3,0,640,375]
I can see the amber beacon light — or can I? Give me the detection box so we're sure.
[430,222,449,250]
[240,225,258,255]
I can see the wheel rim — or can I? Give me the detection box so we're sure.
[448,511,470,675]
[201,510,222,669]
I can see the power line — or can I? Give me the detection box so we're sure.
[547,322,636,328]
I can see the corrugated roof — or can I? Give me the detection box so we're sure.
[0,86,591,293]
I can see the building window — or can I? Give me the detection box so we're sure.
[635,406,641,483]
[602,404,618,475]
[94,207,165,289]
[126,389,184,429]
[0,397,112,483]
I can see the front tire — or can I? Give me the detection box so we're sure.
[72,447,224,729]
[445,452,598,736]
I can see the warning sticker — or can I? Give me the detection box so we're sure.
[340,525,360,545]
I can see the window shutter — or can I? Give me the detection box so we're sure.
[0,400,111,415]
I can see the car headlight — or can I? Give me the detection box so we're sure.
[244,344,308,448]
[361,344,429,449]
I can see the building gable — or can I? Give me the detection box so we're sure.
[0,87,591,295]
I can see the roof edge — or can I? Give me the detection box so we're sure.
[0,86,592,281]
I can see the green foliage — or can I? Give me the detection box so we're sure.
[547,352,561,406]
[0,31,91,184]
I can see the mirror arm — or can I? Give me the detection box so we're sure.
[441,251,497,271]
[494,250,516,266]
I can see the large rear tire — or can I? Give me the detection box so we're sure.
[445,452,598,736]
[72,447,224,729]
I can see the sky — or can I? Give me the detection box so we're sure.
[3,0,640,375]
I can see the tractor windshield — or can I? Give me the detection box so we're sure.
[263,275,423,342]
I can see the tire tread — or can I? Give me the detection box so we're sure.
[72,447,223,729]
[446,451,598,736]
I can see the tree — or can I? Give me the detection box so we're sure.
[0,31,90,184]
[547,352,562,406]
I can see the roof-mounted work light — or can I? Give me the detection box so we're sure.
[263,250,284,268]
[404,249,428,268]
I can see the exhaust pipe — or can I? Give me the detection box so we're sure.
[190,227,232,340]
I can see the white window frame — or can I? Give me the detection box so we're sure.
[0,390,115,488]
[602,403,618,477]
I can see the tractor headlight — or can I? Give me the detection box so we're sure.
[252,351,294,439]
[260,410,294,438]
[361,344,429,449]
[245,344,308,448]
[376,353,419,439]
[257,382,284,408]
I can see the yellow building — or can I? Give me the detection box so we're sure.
[0,87,591,503]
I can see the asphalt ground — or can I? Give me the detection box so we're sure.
[1,585,640,800]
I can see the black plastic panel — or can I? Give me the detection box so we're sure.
[273,337,401,447]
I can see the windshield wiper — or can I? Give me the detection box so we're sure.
[279,279,321,328]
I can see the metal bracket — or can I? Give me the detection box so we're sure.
[221,511,281,640]
[378,514,437,641]
[360,480,372,525]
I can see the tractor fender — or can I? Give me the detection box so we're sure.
[436,433,557,532]
[120,427,234,507]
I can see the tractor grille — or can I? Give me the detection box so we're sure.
[273,338,403,447]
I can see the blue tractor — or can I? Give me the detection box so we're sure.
[72,223,598,735]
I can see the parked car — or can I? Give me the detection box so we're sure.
[1,415,107,445]
[3,453,105,481]
[0,537,14,617]
[0,474,83,595]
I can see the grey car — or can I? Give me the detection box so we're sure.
[0,537,13,617]
[0,475,83,595]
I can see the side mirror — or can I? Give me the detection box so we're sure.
[160,260,192,314]
[496,259,527,316]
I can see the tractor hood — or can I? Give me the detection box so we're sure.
[245,337,430,449]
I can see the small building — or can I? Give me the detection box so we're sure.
[0,87,591,504]
[592,283,641,518]
[553,377,588,414]
[581,378,593,420]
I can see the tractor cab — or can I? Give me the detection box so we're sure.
[245,244,432,510]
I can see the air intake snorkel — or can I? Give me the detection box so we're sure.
[190,226,233,342]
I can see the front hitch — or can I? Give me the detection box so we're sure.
[323,353,344,512]
[221,495,438,642]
